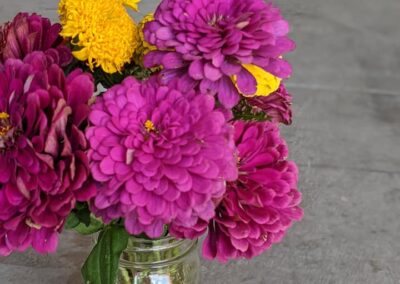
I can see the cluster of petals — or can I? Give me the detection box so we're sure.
[144,0,295,108]
[86,76,238,238]
[0,13,72,66]
[0,52,96,256]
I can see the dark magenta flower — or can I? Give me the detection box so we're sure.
[173,121,303,262]
[248,83,293,125]
[86,76,238,238]
[0,52,95,256]
[144,0,295,108]
[0,13,72,66]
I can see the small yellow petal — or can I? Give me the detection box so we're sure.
[232,64,282,97]
[72,48,89,61]
[122,0,141,11]
[241,64,281,97]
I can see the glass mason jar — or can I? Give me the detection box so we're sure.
[117,236,200,284]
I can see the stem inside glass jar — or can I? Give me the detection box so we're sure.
[118,236,199,284]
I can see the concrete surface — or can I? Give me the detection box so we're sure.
[1,0,400,283]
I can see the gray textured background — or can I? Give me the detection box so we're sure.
[1,0,400,283]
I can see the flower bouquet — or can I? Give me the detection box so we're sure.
[0,0,303,283]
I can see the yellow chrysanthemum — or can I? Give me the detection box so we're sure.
[232,64,281,97]
[134,13,157,66]
[59,0,140,74]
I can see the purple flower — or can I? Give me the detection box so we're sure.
[200,121,303,262]
[86,76,238,238]
[143,0,295,108]
[0,52,95,256]
[248,83,293,125]
[0,13,72,66]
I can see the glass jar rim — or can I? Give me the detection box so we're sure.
[124,235,195,252]
[120,236,198,268]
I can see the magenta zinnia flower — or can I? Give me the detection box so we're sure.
[0,13,72,66]
[86,76,238,238]
[248,83,293,125]
[144,0,295,108]
[200,121,303,262]
[0,52,95,256]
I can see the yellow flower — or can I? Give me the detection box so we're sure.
[232,64,281,97]
[134,13,157,67]
[59,0,140,74]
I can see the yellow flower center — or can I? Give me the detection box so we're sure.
[0,112,9,119]
[144,120,155,132]
[0,112,11,137]
[232,64,281,97]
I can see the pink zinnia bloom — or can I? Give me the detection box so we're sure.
[86,76,238,238]
[0,52,95,256]
[199,121,303,262]
[144,0,295,108]
[0,13,72,66]
[248,83,293,125]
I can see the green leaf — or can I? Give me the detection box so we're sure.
[65,212,80,230]
[75,204,91,226]
[75,202,88,211]
[232,98,270,122]
[65,203,104,234]
[81,225,129,284]
[74,217,104,235]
